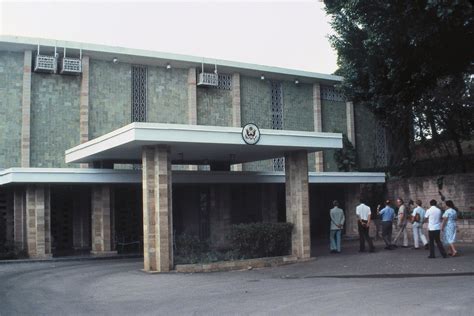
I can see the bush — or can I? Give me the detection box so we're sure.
[227,222,293,259]
[174,234,210,264]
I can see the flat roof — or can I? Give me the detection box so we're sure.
[65,123,343,165]
[0,168,385,185]
[0,35,343,84]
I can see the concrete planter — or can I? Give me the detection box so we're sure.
[174,255,305,273]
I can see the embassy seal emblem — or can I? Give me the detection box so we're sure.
[242,123,261,145]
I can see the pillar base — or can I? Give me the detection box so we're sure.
[90,251,118,257]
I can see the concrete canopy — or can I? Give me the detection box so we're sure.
[65,123,343,165]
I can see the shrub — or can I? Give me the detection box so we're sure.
[174,234,210,264]
[227,222,293,259]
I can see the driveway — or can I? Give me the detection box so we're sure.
[0,241,473,315]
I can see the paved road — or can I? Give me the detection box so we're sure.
[1,242,473,315]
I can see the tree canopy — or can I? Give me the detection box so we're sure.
[324,0,473,170]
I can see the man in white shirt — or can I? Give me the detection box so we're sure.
[356,199,375,253]
[424,199,447,258]
[411,199,428,249]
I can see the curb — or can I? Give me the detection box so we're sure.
[0,254,142,265]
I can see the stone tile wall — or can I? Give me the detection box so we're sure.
[147,67,188,124]
[89,60,131,138]
[321,99,347,171]
[0,52,23,168]
[30,72,80,167]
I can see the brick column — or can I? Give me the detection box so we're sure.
[142,145,173,272]
[73,188,91,250]
[187,68,198,171]
[79,56,90,168]
[261,184,278,223]
[26,185,52,258]
[346,101,356,147]
[13,189,26,250]
[188,68,197,125]
[313,83,324,172]
[231,73,242,171]
[91,185,116,255]
[344,184,361,237]
[21,50,32,167]
[209,184,231,249]
[285,150,311,259]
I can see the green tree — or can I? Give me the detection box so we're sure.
[324,0,473,170]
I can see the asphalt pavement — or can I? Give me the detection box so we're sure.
[0,240,473,315]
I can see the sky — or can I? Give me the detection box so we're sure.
[0,0,338,74]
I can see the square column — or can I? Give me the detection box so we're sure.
[91,185,116,255]
[21,50,32,167]
[26,185,52,258]
[14,189,26,250]
[142,145,173,272]
[231,73,242,171]
[73,188,91,251]
[285,150,311,259]
[209,184,231,249]
[313,83,324,172]
[346,101,356,147]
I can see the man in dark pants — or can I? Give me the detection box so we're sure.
[378,200,396,250]
[424,199,447,258]
[356,199,375,252]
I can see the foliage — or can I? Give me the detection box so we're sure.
[0,242,28,260]
[334,134,357,171]
[174,234,210,264]
[174,233,240,264]
[227,222,293,259]
[324,0,474,169]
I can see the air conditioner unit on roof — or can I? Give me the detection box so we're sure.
[34,45,57,74]
[197,63,219,87]
[60,48,82,75]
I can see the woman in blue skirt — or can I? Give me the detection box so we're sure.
[441,200,458,257]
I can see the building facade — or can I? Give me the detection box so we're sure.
[0,36,385,271]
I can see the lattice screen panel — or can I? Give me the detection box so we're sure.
[375,121,388,167]
[131,66,148,122]
[271,81,285,171]
[321,85,345,102]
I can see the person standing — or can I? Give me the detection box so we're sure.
[411,200,429,250]
[442,200,458,257]
[378,200,395,250]
[393,198,409,248]
[356,199,375,253]
[329,200,345,253]
[424,199,448,259]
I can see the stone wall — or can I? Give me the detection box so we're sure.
[30,73,80,167]
[89,59,131,139]
[197,85,232,127]
[0,52,24,168]
[147,67,188,124]
[282,82,315,171]
[321,99,347,171]
[354,103,377,169]
[386,173,474,213]
[240,75,273,171]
